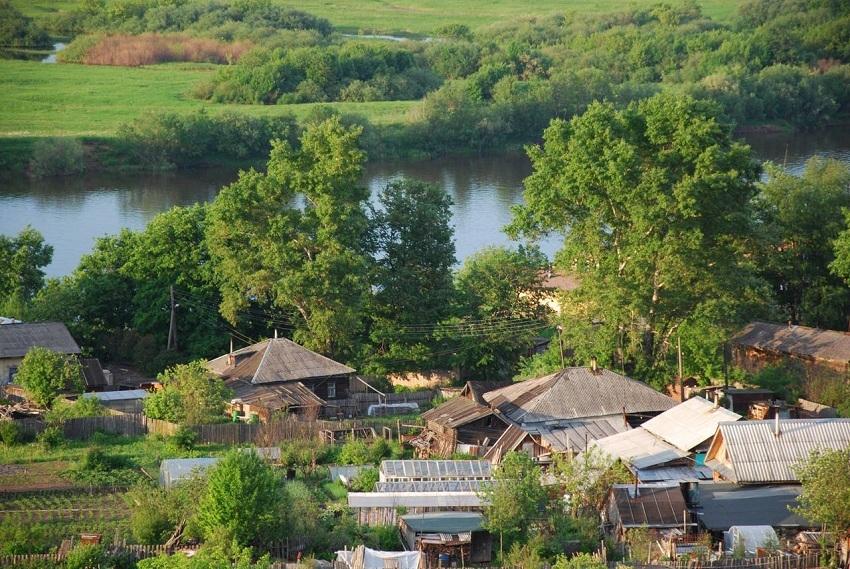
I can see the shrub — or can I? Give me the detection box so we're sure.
[0,519,49,555]
[81,447,127,471]
[36,425,64,449]
[337,439,370,465]
[14,347,85,408]
[28,138,86,178]
[349,466,378,492]
[170,426,198,450]
[0,1,51,48]
[65,544,107,569]
[45,396,107,422]
[0,420,21,446]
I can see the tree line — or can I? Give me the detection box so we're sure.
[5,92,850,401]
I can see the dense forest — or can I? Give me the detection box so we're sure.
[2,0,850,174]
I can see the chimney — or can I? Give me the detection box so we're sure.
[774,411,780,437]
[274,329,278,339]
[590,356,599,373]
[713,391,720,409]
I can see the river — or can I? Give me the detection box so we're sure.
[1,128,849,277]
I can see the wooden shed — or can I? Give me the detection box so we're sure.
[400,512,491,566]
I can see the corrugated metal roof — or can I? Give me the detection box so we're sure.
[732,321,850,364]
[0,322,80,358]
[705,419,850,483]
[82,389,148,402]
[374,480,485,493]
[401,512,483,534]
[592,428,689,469]
[208,338,354,384]
[609,484,687,528]
[484,367,674,424]
[642,396,741,451]
[634,465,713,482]
[422,397,495,429]
[380,460,492,480]
[534,416,629,453]
[697,484,814,531]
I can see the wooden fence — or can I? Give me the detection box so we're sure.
[616,552,823,569]
[14,413,420,446]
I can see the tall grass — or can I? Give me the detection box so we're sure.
[63,33,252,67]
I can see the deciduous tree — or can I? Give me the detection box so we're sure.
[793,447,850,535]
[14,347,83,408]
[508,94,764,382]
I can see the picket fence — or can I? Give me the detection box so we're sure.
[616,552,823,569]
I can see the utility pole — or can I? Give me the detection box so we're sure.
[167,285,178,351]
[556,325,565,369]
[677,335,683,380]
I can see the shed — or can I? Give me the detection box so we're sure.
[400,512,491,565]
[723,526,779,555]
[159,458,219,487]
[641,396,741,452]
[604,484,690,539]
[417,396,507,457]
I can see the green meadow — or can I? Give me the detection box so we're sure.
[14,0,740,34]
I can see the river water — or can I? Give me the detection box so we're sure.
[1,128,849,277]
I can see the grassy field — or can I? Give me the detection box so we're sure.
[0,60,415,138]
[14,0,741,34]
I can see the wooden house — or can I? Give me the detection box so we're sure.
[207,337,354,421]
[414,396,508,457]
[0,322,80,386]
[731,321,850,379]
[482,365,675,464]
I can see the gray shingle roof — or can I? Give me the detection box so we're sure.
[732,321,850,364]
[0,322,80,359]
[483,367,674,424]
[208,337,354,384]
[422,396,495,429]
[705,419,850,484]
[696,484,814,531]
[534,416,629,453]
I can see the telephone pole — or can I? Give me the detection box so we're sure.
[167,285,178,351]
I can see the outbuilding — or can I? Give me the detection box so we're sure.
[400,512,491,565]
[159,457,219,487]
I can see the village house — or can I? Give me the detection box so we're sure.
[413,396,508,458]
[731,321,850,379]
[704,418,850,484]
[593,396,740,483]
[206,337,355,421]
[0,321,80,385]
[694,483,815,536]
[482,364,676,464]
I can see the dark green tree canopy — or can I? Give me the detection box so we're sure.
[207,116,371,358]
[0,226,53,304]
[509,94,763,380]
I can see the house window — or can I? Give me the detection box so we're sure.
[327,382,336,399]
[7,366,18,384]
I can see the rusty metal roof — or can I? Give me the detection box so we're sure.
[0,322,80,359]
[483,367,674,424]
[208,338,354,384]
[609,484,688,528]
[226,377,325,411]
[732,321,850,364]
[705,419,850,484]
[422,397,496,429]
